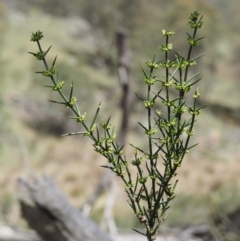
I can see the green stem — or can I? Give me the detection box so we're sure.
[183,27,198,83]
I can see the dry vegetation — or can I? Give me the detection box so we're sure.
[0,0,240,232]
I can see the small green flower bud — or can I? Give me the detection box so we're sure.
[31,30,44,42]
[186,129,194,136]
[139,177,148,184]
[149,173,157,180]
[187,37,200,46]
[125,182,135,189]
[173,106,187,114]
[76,112,86,123]
[163,60,174,69]
[145,60,160,69]
[159,43,173,52]
[193,89,200,98]
[100,121,111,130]
[161,79,174,87]
[160,137,170,144]
[90,124,97,133]
[189,60,196,66]
[42,67,56,77]
[31,51,45,60]
[162,30,175,36]
[173,57,195,69]
[188,108,202,115]
[174,83,191,92]
[145,128,157,136]
[52,81,64,91]
[68,96,77,107]
[156,110,161,117]
[131,157,143,166]
[144,100,155,108]
[188,11,203,29]
[162,100,175,107]
[144,77,156,85]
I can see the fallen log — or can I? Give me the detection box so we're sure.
[178,224,214,241]
[17,175,114,241]
[0,224,41,241]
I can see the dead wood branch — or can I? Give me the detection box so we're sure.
[18,175,113,241]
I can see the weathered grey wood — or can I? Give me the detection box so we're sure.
[82,28,132,235]
[0,224,41,241]
[178,224,213,241]
[18,175,114,241]
[116,27,131,147]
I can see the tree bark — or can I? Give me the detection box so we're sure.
[116,27,131,147]
[81,27,132,231]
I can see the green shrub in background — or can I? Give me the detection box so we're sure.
[29,11,204,241]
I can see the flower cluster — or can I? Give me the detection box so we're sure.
[31,30,43,42]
